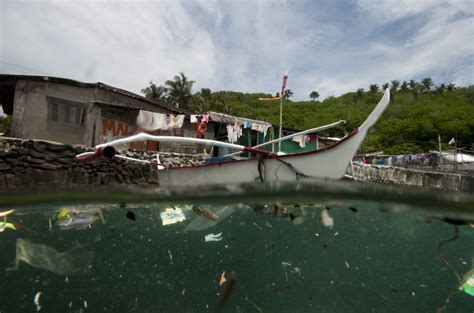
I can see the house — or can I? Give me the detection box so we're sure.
[0,74,214,154]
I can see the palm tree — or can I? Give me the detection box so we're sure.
[391,80,400,92]
[447,83,456,92]
[421,77,434,92]
[284,89,293,100]
[400,81,408,91]
[356,88,364,98]
[409,80,417,90]
[435,84,446,95]
[192,88,213,113]
[309,91,319,101]
[165,72,195,109]
[141,81,167,101]
[412,83,423,99]
[369,84,379,95]
[382,82,389,90]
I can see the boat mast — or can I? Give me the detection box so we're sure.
[278,72,288,153]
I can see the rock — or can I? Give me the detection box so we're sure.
[32,141,49,153]
[0,162,12,171]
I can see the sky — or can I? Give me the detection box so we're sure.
[0,0,473,101]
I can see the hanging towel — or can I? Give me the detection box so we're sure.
[202,114,209,122]
[190,115,198,123]
[136,110,169,131]
[169,114,185,129]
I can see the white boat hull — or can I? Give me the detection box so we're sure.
[159,90,390,187]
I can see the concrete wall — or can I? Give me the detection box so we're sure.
[348,162,474,192]
[11,80,95,145]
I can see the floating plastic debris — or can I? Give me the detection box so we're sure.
[185,205,236,232]
[192,205,218,221]
[126,211,136,221]
[0,221,16,232]
[281,262,292,281]
[56,208,99,230]
[34,291,42,311]
[219,271,227,285]
[460,265,474,297]
[13,238,92,275]
[0,209,15,217]
[321,209,334,228]
[205,233,223,242]
[160,208,186,226]
[460,274,474,296]
[290,267,301,275]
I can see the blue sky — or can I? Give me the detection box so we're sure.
[0,0,472,101]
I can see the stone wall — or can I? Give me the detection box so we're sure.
[348,162,474,192]
[0,137,206,190]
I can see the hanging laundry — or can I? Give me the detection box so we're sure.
[202,114,209,123]
[136,110,169,131]
[195,121,207,138]
[190,115,198,123]
[309,134,317,142]
[226,124,242,143]
[169,114,185,129]
[292,135,306,148]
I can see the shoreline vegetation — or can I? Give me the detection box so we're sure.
[1,75,472,155]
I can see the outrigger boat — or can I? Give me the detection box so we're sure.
[76,89,390,187]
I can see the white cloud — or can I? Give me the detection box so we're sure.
[0,0,472,102]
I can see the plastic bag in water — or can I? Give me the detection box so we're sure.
[13,238,92,275]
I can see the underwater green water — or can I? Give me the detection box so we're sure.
[0,180,473,313]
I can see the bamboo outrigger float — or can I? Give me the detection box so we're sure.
[75,89,390,187]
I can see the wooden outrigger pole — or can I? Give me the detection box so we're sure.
[279,72,288,153]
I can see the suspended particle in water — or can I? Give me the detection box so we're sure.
[348,207,358,213]
[126,211,136,221]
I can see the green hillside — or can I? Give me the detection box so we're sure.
[200,87,474,154]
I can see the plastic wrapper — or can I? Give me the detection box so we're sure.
[160,208,186,225]
[56,208,99,230]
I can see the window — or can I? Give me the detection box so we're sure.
[47,96,85,126]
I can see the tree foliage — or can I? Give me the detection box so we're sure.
[309,91,319,101]
[165,72,195,110]
[142,76,473,154]
[141,81,167,101]
[0,115,11,135]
